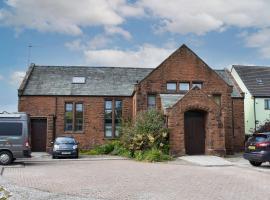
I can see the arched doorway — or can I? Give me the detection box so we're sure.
[184,110,206,155]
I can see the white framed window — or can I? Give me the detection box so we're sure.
[179,82,190,91]
[192,82,202,89]
[166,82,177,91]
[265,99,270,110]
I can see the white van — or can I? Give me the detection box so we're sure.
[0,112,31,165]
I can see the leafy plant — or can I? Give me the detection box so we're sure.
[120,109,169,154]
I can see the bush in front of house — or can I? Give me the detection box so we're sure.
[80,110,172,162]
[120,109,169,154]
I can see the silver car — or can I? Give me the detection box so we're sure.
[0,112,31,165]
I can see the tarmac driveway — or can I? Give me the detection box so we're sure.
[1,155,270,200]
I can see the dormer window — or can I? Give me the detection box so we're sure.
[166,82,177,91]
[72,77,86,84]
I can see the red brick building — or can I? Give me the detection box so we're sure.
[18,45,245,155]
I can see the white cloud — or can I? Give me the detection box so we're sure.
[0,0,143,36]
[9,71,25,87]
[84,44,174,67]
[65,35,111,51]
[139,0,270,35]
[244,28,270,59]
[105,26,132,40]
[0,74,3,80]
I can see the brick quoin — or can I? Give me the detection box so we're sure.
[18,44,245,155]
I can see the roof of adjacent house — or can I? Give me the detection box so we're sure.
[233,65,270,97]
[19,65,242,97]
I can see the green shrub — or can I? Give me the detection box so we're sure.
[120,109,169,153]
[134,150,144,161]
[143,148,172,162]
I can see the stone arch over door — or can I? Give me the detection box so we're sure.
[184,109,207,155]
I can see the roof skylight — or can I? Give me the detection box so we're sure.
[256,78,263,85]
[72,77,86,84]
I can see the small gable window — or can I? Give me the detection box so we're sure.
[192,82,203,89]
[264,99,270,110]
[166,82,177,91]
[179,82,190,92]
[72,77,86,84]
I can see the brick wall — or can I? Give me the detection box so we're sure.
[19,96,133,150]
[232,98,245,151]
[134,45,238,155]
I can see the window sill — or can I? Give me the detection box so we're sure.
[103,137,120,140]
[64,131,85,134]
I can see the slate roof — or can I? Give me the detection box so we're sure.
[233,65,270,97]
[215,69,242,98]
[20,65,153,96]
[19,65,242,98]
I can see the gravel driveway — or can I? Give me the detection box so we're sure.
[1,156,270,200]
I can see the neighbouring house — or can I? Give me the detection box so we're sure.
[18,45,245,155]
[231,65,270,135]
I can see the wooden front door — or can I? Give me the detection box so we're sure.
[184,111,206,155]
[31,119,47,152]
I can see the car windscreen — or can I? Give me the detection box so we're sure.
[0,122,23,136]
[55,137,75,144]
[251,134,268,142]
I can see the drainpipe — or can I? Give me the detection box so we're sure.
[231,99,235,137]
[254,97,257,132]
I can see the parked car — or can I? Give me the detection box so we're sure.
[243,132,270,166]
[51,136,79,159]
[0,112,31,165]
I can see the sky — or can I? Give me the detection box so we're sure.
[1,0,270,112]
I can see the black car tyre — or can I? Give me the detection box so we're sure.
[249,161,262,167]
[0,151,13,165]
[52,155,57,159]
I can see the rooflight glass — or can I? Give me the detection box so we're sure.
[72,77,85,84]
[256,78,263,85]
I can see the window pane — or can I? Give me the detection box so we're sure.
[65,103,73,112]
[265,100,270,110]
[213,95,221,106]
[65,103,73,131]
[148,95,156,109]
[192,82,202,89]
[0,123,22,136]
[115,124,121,137]
[76,103,83,112]
[179,83,190,91]
[75,103,83,131]
[105,101,112,109]
[105,124,112,137]
[115,100,122,109]
[167,82,177,91]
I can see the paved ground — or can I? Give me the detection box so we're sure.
[1,154,270,200]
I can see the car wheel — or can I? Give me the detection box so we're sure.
[52,155,57,159]
[249,161,262,167]
[0,151,13,165]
